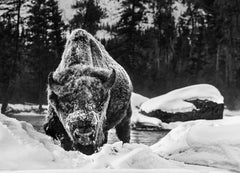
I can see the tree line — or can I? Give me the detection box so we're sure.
[0,0,240,113]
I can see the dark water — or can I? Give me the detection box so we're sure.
[8,114,169,146]
[108,129,169,145]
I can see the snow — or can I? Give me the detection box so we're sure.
[131,93,149,110]
[58,0,76,22]
[151,116,240,172]
[4,104,47,114]
[0,113,90,170]
[173,1,187,24]
[223,109,240,117]
[130,93,162,128]
[99,0,123,27]
[1,169,229,173]
[86,142,176,169]
[140,84,224,114]
[0,112,172,170]
[0,112,231,172]
[96,29,114,40]
[12,111,47,117]
[0,115,234,172]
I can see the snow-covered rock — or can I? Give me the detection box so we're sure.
[141,84,223,114]
[130,93,162,129]
[140,84,224,123]
[131,93,149,110]
[151,116,240,172]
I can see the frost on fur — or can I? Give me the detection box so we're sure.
[45,29,132,155]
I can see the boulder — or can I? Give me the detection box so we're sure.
[141,99,224,123]
[140,84,224,123]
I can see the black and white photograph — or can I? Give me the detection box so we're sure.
[0,0,240,172]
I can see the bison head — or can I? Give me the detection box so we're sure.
[48,66,115,153]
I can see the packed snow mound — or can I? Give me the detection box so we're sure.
[130,93,162,128]
[151,116,240,172]
[0,113,90,170]
[141,84,224,114]
[88,142,176,169]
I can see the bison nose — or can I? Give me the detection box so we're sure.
[66,110,98,134]
[73,126,93,138]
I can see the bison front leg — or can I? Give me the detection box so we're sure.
[115,104,132,143]
[44,105,73,151]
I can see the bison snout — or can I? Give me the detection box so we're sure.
[67,110,97,124]
[66,110,99,145]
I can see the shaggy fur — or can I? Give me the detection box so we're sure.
[45,29,132,155]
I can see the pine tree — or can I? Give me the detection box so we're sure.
[27,0,65,110]
[0,0,26,113]
[116,0,148,72]
[46,0,65,60]
[153,0,176,66]
[69,0,105,35]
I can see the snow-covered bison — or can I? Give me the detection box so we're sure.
[44,29,133,155]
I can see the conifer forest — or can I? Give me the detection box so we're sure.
[1,0,240,113]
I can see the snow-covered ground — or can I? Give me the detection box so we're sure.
[141,84,224,114]
[0,113,232,172]
[3,103,47,114]
[152,116,240,172]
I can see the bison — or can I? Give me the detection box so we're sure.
[44,29,133,155]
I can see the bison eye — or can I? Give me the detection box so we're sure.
[49,92,60,110]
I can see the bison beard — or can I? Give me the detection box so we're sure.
[44,29,132,155]
[44,115,96,155]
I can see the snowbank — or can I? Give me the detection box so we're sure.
[0,113,174,170]
[141,84,224,114]
[1,169,228,173]
[223,109,240,117]
[0,113,90,170]
[130,93,162,129]
[0,113,228,172]
[87,142,176,169]
[3,103,47,114]
[131,93,149,110]
[151,116,240,172]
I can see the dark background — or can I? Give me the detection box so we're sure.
[0,0,240,113]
